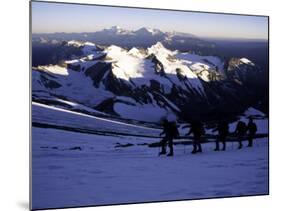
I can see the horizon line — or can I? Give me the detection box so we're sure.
[31,26,268,41]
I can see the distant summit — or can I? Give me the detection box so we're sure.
[101,25,131,35]
[32,26,215,53]
[134,27,164,36]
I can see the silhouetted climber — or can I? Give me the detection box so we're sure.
[234,120,247,149]
[159,119,179,156]
[187,120,205,154]
[159,119,169,156]
[213,120,229,151]
[247,117,257,147]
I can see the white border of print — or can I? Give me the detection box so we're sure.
[0,0,280,210]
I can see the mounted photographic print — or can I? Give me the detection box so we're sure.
[30,1,269,210]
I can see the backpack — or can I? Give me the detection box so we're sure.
[173,123,180,138]
[200,125,206,136]
[249,122,257,134]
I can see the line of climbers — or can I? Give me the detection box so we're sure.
[158,117,257,157]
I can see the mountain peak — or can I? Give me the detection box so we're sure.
[110,25,122,31]
[67,40,84,47]
[152,42,165,49]
[135,27,163,35]
[147,42,175,63]
[240,58,255,66]
[103,26,129,35]
[148,42,169,54]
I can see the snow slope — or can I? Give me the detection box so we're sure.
[32,102,160,137]
[148,42,205,93]
[33,60,114,108]
[176,52,225,80]
[113,102,172,123]
[32,96,269,210]
[32,127,268,210]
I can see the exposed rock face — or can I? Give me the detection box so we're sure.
[67,63,81,72]
[85,62,111,87]
[146,54,165,76]
[226,58,262,86]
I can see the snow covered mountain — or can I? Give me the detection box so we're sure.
[32,26,215,53]
[32,40,264,123]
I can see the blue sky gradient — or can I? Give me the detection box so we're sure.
[32,1,268,39]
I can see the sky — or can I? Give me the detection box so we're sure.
[31,1,268,40]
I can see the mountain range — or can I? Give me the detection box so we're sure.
[32,26,215,53]
[32,39,265,123]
